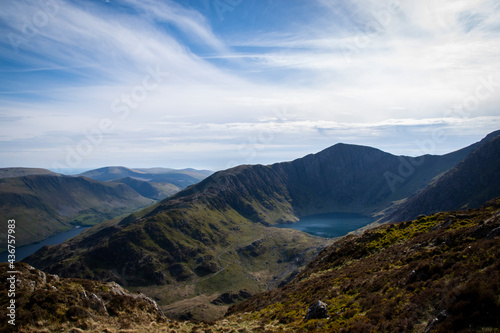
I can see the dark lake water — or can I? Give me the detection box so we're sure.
[1,226,91,262]
[275,212,373,238]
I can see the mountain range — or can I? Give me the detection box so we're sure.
[0,167,212,249]
[79,166,213,200]
[23,130,500,321]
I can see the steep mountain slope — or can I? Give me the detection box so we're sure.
[24,165,329,321]
[228,198,500,332]
[384,131,500,222]
[271,142,475,217]
[0,174,154,248]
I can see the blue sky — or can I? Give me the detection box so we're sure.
[1,0,500,171]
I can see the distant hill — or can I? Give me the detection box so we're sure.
[228,197,500,332]
[80,166,212,188]
[0,167,60,179]
[79,166,213,201]
[0,173,154,248]
[112,177,180,200]
[0,166,211,250]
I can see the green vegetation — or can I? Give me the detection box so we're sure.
[0,262,165,333]
[8,199,500,332]
[0,174,154,249]
[19,132,500,327]
[228,198,500,332]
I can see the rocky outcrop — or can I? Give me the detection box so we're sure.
[305,300,329,320]
[0,262,165,332]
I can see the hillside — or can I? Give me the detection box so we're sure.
[383,131,500,222]
[0,167,60,179]
[271,142,475,217]
[0,262,165,333]
[24,164,330,321]
[111,177,180,200]
[8,199,500,332]
[228,198,500,332]
[0,174,154,248]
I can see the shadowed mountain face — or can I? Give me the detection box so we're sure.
[23,131,500,321]
[383,131,500,222]
[271,143,475,217]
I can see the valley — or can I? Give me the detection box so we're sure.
[20,130,500,324]
[0,167,212,251]
[4,196,499,332]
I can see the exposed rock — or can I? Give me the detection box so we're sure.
[88,293,107,315]
[432,219,454,230]
[211,290,253,305]
[487,226,500,239]
[69,328,84,333]
[194,260,220,276]
[0,262,166,331]
[237,239,267,257]
[305,300,329,320]
[424,310,448,333]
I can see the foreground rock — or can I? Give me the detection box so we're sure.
[305,300,329,320]
[0,262,165,332]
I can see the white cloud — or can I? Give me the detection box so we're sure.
[0,0,499,169]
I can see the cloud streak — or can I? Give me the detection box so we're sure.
[0,0,499,170]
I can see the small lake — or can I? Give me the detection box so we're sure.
[275,212,373,238]
[1,226,91,262]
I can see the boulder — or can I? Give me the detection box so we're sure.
[305,300,329,320]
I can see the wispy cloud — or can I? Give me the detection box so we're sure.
[0,0,499,170]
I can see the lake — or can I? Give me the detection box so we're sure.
[275,212,373,238]
[1,226,91,262]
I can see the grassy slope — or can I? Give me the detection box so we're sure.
[25,200,328,322]
[228,198,500,332]
[10,199,500,332]
[24,165,330,321]
[0,167,59,179]
[0,262,165,333]
[110,177,181,200]
[0,175,154,249]
[20,137,489,323]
